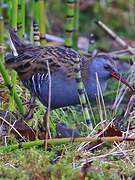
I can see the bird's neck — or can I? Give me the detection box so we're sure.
[83,63,107,99]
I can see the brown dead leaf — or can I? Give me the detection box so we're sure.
[11,120,36,141]
[84,123,122,151]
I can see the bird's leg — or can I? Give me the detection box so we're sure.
[43,110,52,140]
[23,94,36,120]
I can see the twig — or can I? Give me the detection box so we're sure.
[0,116,26,141]
[45,60,52,145]
[124,95,135,118]
[95,20,135,56]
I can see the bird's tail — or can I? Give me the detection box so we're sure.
[9,28,25,56]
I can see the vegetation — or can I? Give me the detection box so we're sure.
[0,0,135,179]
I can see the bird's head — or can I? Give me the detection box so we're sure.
[90,54,134,91]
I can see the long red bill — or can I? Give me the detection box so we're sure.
[111,72,134,92]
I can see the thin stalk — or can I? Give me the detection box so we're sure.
[0,0,4,45]
[81,51,133,63]
[0,0,2,20]
[0,17,4,48]
[0,136,134,152]
[87,33,97,53]
[9,1,25,113]
[0,1,24,113]
[33,21,40,45]
[65,0,92,129]
[34,0,50,144]
[0,56,25,113]
[26,0,34,41]
[34,0,39,24]
[33,0,40,45]
[9,1,18,112]
[37,0,46,45]
[75,58,93,131]
[72,0,79,49]
[7,0,12,24]
[17,0,25,37]
[64,0,76,48]
[11,0,18,31]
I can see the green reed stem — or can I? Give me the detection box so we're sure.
[64,0,92,129]
[34,0,39,24]
[0,18,4,45]
[37,0,46,45]
[33,21,40,45]
[11,0,18,31]
[72,0,79,49]
[17,0,25,37]
[27,0,34,41]
[33,0,47,45]
[0,55,25,113]
[6,1,12,23]
[75,58,93,130]
[9,0,18,112]
[0,136,131,152]
[32,0,40,45]
[0,9,25,113]
[64,0,76,48]
[9,0,25,113]
[0,0,2,19]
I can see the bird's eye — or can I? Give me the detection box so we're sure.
[104,64,111,70]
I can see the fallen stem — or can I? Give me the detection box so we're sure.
[0,136,134,152]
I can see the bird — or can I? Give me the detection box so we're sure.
[5,29,133,136]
